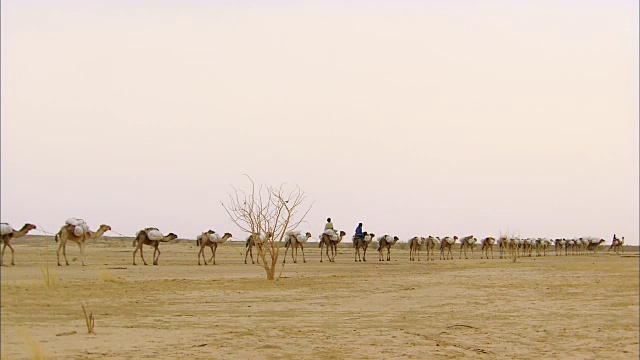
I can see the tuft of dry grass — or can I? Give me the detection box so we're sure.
[37,247,56,288]
[21,332,46,360]
[99,271,125,283]
[81,304,96,335]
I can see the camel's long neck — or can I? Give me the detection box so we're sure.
[13,225,33,238]
[95,228,109,238]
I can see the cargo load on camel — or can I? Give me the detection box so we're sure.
[65,218,90,236]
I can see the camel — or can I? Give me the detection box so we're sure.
[283,231,312,264]
[565,239,577,256]
[536,238,552,257]
[554,238,565,256]
[576,238,588,256]
[132,228,178,265]
[585,238,606,255]
[497,236,510,259]
[353,233,375,262]
[244,232,271,264]
[55,222,111,266]
[439,236,457,260]
[511,238,523,257]
[377,235,400,261]
[608,235,625,254]
[197,231,232,265]
[424,236,439,261]
[319,230,346,263]
[522,238,535,257]
[458,235,477,259]
[408,236,425,261]
[0,223,36,266]
[480,237,495,259]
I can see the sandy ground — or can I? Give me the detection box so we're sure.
[1,236,638,360]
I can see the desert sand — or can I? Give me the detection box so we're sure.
[1,236,638,359]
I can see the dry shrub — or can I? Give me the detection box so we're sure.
[81,304,96,335]
[99,271,125,283]
[222,175,313,280]
[37,247,56,288]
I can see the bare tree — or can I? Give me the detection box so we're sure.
[221,175,313,280]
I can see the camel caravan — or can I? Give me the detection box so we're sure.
[0,217,629,267]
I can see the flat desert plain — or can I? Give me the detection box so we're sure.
[1,236,638,359]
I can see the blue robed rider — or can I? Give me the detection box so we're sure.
[354,223,365,239]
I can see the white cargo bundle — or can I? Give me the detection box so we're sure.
[296,234,309,243]
[0,223,13,236]
[66,218,89,236]
[147,230,164,241]
[286,230,301,237]
[322,229,335,236]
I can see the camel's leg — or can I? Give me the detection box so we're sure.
[355,246,359,262]
[140,246,149,265]
[319,242,324,263]
[198,246,204,265]
[153,246,160,265]
[207,245,215,264]
[1,242,6,266]
[80,242,87,266]
[57,240,66,266]
[62,242,69,266]
[1,242,14,266]
[283,244,289,264]
[7,242,15,265]
[300,244,306,263]
[211,245,218,265]
[133,247,138,265]
[325,244,331,263]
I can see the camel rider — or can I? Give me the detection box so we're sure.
[324,218,336,236]
[609,234,618,251]
[354,223,365,239]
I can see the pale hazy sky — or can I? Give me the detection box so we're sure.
[1,1,638,244]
